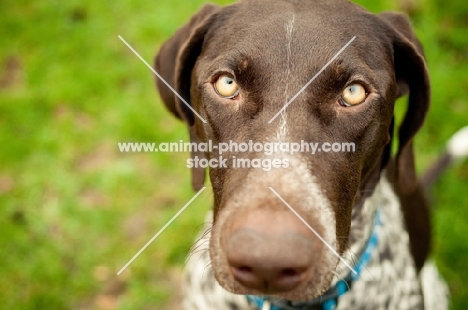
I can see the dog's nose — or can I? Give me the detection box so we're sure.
[224,211,316,293]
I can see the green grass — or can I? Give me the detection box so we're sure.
[0,0,467,309]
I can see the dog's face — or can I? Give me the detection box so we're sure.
[156,0,429,301]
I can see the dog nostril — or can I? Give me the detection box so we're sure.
[276,267,309,287]
[281,268,298,277]
[230,266,259,286]
[238,266,253,273]
[232,266,255,279]
[280,267,308,277]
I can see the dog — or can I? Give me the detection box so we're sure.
[154,0,457,309]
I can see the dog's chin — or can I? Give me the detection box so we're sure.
[209,237,340,301]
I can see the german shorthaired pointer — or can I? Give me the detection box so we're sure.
[155,0,456,309]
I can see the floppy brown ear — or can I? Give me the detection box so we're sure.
[155,4,220,190]
[155,3,219,124]
[379,12,430,194]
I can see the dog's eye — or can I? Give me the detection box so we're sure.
[214,74,239,99]
[340,84,367,107]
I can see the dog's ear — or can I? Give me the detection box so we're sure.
[379,12,430,193]
[155,3,219,124]
[155,4,220,190]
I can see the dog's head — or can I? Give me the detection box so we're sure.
[155,0,429,301]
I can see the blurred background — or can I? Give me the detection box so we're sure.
[0,0,467,309]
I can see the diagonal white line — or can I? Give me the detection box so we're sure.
[268,187,357,275]
[262,301,271,310]
[118,35,207,124]
[117,187,206,275]
[268,36,356,124]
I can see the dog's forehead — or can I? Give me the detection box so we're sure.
[202,0,392,74]
[213,1,383,43]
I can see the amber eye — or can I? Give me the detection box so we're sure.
[214,74,239,99]
[340,84,367,106]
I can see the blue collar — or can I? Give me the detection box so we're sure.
[247,209,381,310]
